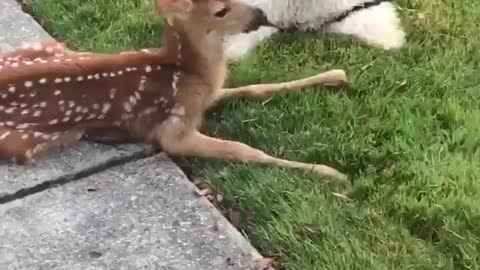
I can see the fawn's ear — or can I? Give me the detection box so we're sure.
[155,0,193,17]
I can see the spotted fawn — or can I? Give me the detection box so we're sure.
[0,0,349,181]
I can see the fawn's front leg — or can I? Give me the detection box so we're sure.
[218,69,346,100]
[156,120,348,182]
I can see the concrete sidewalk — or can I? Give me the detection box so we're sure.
[0,1,265,269]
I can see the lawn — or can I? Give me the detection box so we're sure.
[24,0,480,269]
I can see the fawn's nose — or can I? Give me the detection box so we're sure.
[244,8,274,33]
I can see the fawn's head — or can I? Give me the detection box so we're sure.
[155,0,271,34]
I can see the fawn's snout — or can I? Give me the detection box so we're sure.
[155,0,274,34]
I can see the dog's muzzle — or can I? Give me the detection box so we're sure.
[244,8,275,33]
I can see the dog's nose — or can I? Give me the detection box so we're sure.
[244,8,275,33]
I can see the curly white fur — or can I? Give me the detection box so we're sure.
[224,0,406,60]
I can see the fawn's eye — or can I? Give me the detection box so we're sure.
[214,7,230,18]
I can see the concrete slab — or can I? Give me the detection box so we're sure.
[0,1,268,269]
[0,0,53,52]
[0,155,259,270]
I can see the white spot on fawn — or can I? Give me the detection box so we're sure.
[123,102,132,112]
[24,81,33,88]
[17,123,30,129]
[109,88,117,99]
[33,43,43,51]
[48,119,59,125]
[172,72,181,96]
[145,65,152,73]
[102,103,111,114]
[33,111,42,117]
[54,90,62,95]
[0,131,11,140]
[5,108,15,114]
[129,96,137,106]
[138,76,147,92]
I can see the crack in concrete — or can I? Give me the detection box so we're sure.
[0,151,154,204]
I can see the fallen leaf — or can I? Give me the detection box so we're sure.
[209,222,219,232]
[254,257,275,270]
[86,187,97,192]
[361,61,375,71]
[395,79,407,89]
[332,192,352,201]
[303,224,323,236]
[218,168,229,178]
[227,209,243,229]
[216,193,224,203]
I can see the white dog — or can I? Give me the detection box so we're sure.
[224,0,406,60]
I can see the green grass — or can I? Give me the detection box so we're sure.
[25,0,480,269]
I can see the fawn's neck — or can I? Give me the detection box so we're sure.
[162,22,228,91]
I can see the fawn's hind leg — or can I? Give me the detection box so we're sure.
[218,69,346,101]
[156,121,348,182]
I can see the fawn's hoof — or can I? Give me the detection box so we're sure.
[321,69,348,87]
[312,164,350,183]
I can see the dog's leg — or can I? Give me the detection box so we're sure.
[219,69,346,100]
[159,126,348,182]
[223,26,279,61]
[325,2,405,50]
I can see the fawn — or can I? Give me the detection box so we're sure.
[0,0,349,182]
